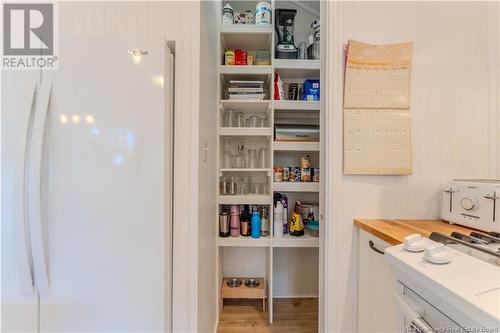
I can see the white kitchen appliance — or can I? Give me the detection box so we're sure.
[441,179,500,232]
[386,232,500,332]
[2,37,175,332]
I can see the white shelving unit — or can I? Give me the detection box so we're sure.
[273,234,319,248]
[219,127,272,136]
[273,100,320,110]
[273,182,320,192]
[216,1,321,325]
[218,236,272,247]
[218,194,273,205]
[273,141,320,151]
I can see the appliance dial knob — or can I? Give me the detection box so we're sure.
[460,197,478,211]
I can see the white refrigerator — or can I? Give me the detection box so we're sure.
[2,36,174,332]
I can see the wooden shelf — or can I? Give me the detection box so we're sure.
[273,182,319,192]
[220,24,273,51]
[220,168,271,175]
[218,236,272,247]
[219,127,273,136]
[273,101,320,111]
[273,142,320,151]
[273,234,319,248]
[218,195,273,205]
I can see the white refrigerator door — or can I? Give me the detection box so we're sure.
[1,71,39,332]
[39,37,169,332]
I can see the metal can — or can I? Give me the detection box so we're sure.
[273,167,283,182]
[301,168,312,182]
[313,168,320,182]
[225,50,235,65]
[300,154,311,168]
[282,167,290,181]
[289,167,300,182]
[255,2,271,25]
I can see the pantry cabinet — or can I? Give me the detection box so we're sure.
[358,229,399,333]
[215,0,321,325]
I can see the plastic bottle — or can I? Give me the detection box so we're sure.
[251,211,261,239]
[261,207,270,236]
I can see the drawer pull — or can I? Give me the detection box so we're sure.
[369,240,385,255]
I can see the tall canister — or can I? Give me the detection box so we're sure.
[255,2,271,25]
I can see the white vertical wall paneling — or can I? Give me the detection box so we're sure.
[199,1,219,332]
[59,2,201,332]
[324,2,500,332]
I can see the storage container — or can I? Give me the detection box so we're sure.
[274,124,320,142]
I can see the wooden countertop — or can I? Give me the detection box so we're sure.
[354,219,481,245]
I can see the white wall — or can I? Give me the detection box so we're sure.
[59,2,201,331]
[323,2,500,332]
[199,1,219,332]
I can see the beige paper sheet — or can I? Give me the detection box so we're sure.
[343,40,413,175]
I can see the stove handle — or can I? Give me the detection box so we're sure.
[369,240,385,255]
[395,293,435,333]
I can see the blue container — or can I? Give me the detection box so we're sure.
[251,212,261,239]
[303,79,320,101]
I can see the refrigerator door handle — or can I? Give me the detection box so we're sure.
[23,82,38,293]
[27,80,52,298]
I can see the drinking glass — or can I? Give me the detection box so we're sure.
[247,149,257,168]
[224,109,235,127]
[249,115,259,127]
[258,117,266,127]
[235,112,244,127]
[258,148,268,168]
[223,151,233,168]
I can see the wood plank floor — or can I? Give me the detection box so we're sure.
[217,298,318,333]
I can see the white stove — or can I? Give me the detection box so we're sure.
[385,232,500,332]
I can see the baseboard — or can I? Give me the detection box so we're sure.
[213,319,219,333]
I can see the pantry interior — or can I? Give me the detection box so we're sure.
[214,0,322,328]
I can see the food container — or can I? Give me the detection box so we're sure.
[303,79,320,101]
[273,167,283,182]
[274,124,320,142]
[247,51,256,65]
[235,10,254,24]
[300,154,311,168]
[282,167,290,181]
[299,203,314,224]
[224,50,235,65]
[255,51,271,65]
[301,168,311,182]
[305,220,319,237]
[222,4,234,25]
[313,168,320,182]
[255,2,271,25]
[234,49,247,65]
[289,167,300,182]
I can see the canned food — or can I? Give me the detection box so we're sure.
[313,168,320,182]
[225,50,235,65]
[301,168,312,182]
[273,167,283,182]
[288,167,300,182]
[300,154,311,168]
[282,167,290,181]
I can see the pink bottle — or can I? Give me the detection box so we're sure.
[229,205,240,237]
